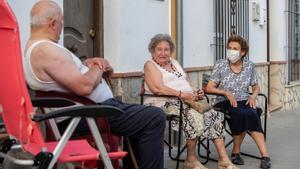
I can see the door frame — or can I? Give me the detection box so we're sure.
[94,0,104,57]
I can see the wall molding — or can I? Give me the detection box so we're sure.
[112,61,281,78]
[184,66,213,72]
[255,62,269,66]
[113,72,143,78]
[269,61,287,65]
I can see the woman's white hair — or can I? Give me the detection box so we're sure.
[148,34,175,54]
[30,1,61,28]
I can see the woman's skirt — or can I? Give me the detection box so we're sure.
[215,100,263,135]
[147,99,225,140]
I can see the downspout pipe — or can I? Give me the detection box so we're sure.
[267,0,270,102]
[177,0,183,65]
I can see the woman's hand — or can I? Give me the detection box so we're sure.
[180,92,198,101]
[195,89,204,100]
[225,91,237,107]
[246,95,257,108]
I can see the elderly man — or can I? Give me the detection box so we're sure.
[23,1,165,169]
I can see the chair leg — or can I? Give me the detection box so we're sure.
[175,117,182,169]
[197,138,211,164]
[47,118,81,169]
[86,118,114,169]
[166,114,186,169]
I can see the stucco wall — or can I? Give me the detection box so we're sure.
[183,0,268,69]
[269,0,287,61]
[285,83,300,110]
[248,0,268,63]
[104,0,170,73]
[269,63,287,110]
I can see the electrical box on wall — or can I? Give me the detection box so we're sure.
[252,2,260,21]
[252,1,266,26]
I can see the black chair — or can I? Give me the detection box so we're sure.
[205,92,268,161]
[140,83,211,169]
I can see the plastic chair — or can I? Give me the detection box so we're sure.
[32,90,139,169]
[0,1,127,168]
[140,80,210,169]
[31,90,124,169]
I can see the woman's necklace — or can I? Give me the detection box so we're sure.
[152,59,183,78]
[228,59,244,74]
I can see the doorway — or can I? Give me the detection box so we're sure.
[63,0,103,60]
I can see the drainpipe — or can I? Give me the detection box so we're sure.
[172,0,183,145]
[176,0,183,65]
[267,0,270,103]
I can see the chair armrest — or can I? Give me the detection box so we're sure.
[32,105,124,122]
[204,92,225,97]
[140,93,179,99]
[249,93,268,101]
[31,97,75,107]
[140,93,181,105]
[33,90,96,105]
[141,93,211,104]
[206,92,267,115]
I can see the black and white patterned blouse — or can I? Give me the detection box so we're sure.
[210,59,258,102]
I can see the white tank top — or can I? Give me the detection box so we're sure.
[143,59,193,107]
[24,40,113,103]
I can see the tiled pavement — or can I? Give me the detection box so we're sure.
[164,109,300,169]
[1,108,299,169]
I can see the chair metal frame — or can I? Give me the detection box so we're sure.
[33,90,140,169]
[0,98,128,169]
[201,92,268,162]
[140,92,211,169]
[32,90,129,169]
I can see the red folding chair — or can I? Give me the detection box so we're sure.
[31,90,125,169]
[0,1,127,168]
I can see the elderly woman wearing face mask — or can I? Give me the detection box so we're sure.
[206,35,271,169]
[144,34,239,169]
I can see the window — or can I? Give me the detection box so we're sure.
[287,0,300,82]
[214,0,249,61]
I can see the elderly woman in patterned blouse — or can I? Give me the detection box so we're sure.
[206,35,271,169]
[144,34,239,169]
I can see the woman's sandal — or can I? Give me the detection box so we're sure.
[183,160,208,169]
[218,160,240,169]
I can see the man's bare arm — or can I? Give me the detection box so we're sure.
[31,44,103,96]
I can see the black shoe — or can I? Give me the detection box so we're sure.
[260,157,271,169]
[231,153,244,165]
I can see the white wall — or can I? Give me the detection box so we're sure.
[10,0,270,73]
[269,0,287,61]
[183,0,268,68]
[104,0,170,72]
[7,0,63,54]
[183,0,215,68]
[249,0,268,62]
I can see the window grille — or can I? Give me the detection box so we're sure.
[287,0,300,82]
[214,0,249,61]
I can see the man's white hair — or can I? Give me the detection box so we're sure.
[30,1,61,28]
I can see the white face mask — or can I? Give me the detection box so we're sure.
[227,49,240,63]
